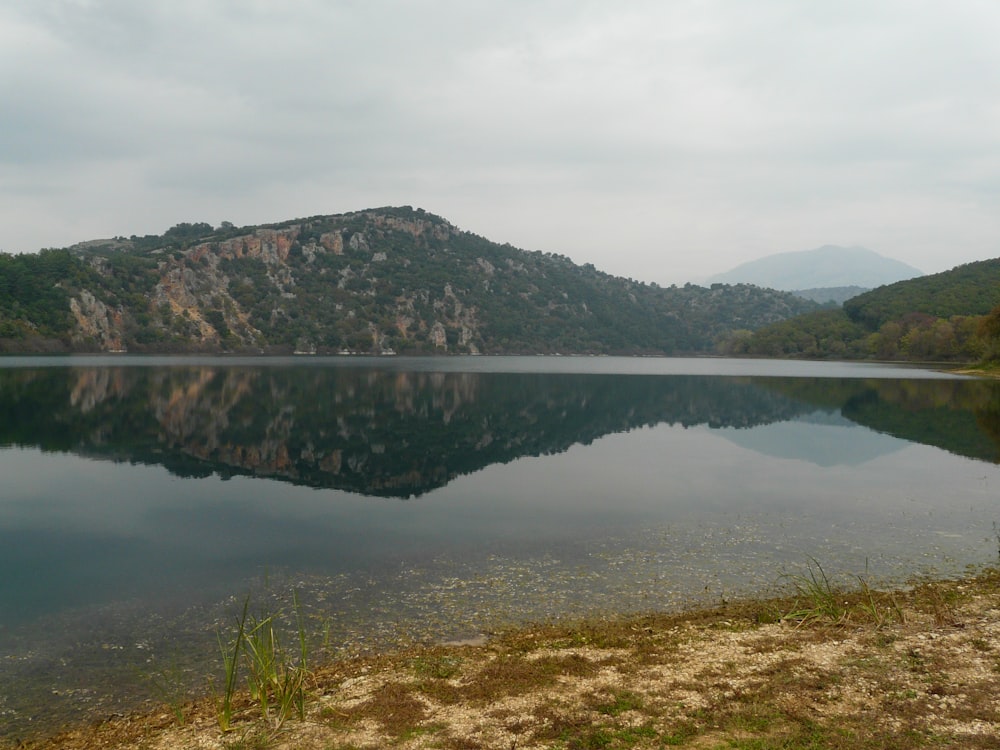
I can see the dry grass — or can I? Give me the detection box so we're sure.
[10,568,1000,750]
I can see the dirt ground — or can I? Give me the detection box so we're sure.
[11,569,1000,750]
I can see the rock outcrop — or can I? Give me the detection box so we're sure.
[69,290,126,351]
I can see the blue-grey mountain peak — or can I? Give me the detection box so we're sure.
[708,245,924,292]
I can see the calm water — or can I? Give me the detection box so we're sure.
[1,356,999,737]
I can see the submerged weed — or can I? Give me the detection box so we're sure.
[137,657,190,726]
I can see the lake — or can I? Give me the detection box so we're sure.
[2,356,999,738]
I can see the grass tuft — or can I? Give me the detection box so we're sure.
[591,688,644,717]
[408,653,463,679]
[462,652,597,703]
[781,558,846,626]
[329,681,429,737]
[216,590,312,732]
[856,576,905,629]
[216,595,250,732]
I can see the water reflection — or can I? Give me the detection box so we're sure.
[2,366,998,498]
[717,412,910,467]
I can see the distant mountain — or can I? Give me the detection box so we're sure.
[0,207,819,355]
[708,245,923,291]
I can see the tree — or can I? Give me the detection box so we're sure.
[979,304,1000,363]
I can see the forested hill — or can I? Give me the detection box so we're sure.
[843,258,1000,328]
[721,257,1000,362]
[0,207,817,355]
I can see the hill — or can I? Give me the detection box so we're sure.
[0,207,818,355]
[708,245,923,291]
[722,257,1000,362]
[843,257,1000,328]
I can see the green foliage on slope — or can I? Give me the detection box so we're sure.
[2,207,819,355]
[0,249,97,343]
[843,258,1000,328]
[980,305,1000,364]
[719,309,870,359]
[726,256,1000,363]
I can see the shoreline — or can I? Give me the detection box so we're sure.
[12,568,1000,750]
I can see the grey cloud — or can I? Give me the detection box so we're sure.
[1,0,998,281]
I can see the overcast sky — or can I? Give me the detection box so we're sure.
[2,1,998,285]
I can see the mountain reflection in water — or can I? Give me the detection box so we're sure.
[2,364,998,497]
